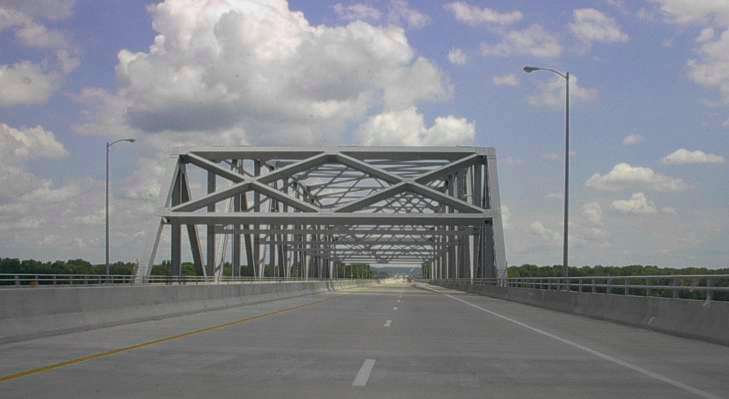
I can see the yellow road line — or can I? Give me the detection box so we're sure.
[0,295,335,384]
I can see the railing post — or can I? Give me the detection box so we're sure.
[706,278,713,302]
[591,278,595,293]
[624,278,628,296]
[672,278,679,299]
[15,275,20,287]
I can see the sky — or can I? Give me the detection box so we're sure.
[0,0,727,268]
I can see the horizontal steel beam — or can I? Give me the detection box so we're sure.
[163,212,494,225]
[213,227,475,235]
[186,146,494,162]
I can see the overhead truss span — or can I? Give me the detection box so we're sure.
[138,146,506,280]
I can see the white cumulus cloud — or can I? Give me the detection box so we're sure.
[649,0,729,27]
[86,0,451,146]
[387,0,430,30]
[529,221,561,245]
[569,8,629,46]
[586,163,688,192]
[333,3,382,22]
[0,62,60,106]
[0,1,79,106]
[662,148,725,164]
[492,74,519,87]
[650,1,729,105]
[444,2,522,27]
[528,75,598,109]
[622,133,644,145]
[687,30,729,104]
[0,122,68,161]
[611,192,658,214]
[1,0,75,20]
[357,106,475,146]
[0,122,68,202]
[582,202,603,225]
[448,48,467,65]
[697,27,715,43]
[481,25,562,58]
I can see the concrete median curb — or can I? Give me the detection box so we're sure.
[0,280,373,344]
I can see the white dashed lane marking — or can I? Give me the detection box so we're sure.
[352,359,376,387]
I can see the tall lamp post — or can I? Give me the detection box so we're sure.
[106,138,136,277]
[523,66,570,278]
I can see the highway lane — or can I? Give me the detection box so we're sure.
[0,280,728,398]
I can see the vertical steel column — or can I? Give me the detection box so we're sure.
[304,224,311,280]
[485,154,507,279]
[170,168,183,276]
[270,180,277,279]
[253,160,261,278]
[232,162,241,277]
[268,164,277,277]
[478,222,487,278]
[446,175,455,279]
[327,233,334,280]
[242,191,254,275]
[171,222,181,276]
[281,177,289,278]
[457,170,467,279]
[206,171,216,276]
[313,225,319,279]
[473,162,482,278]
[180,168,203,274]
[483,222,496,278]
[439,230,444,279]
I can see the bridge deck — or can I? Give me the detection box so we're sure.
[0,281,727,398]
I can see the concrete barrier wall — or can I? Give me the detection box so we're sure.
[436,281,729,346]
[0,280,371,344]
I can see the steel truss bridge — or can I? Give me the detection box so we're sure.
[137,146,506,281]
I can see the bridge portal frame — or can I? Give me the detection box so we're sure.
[138,146,506,281]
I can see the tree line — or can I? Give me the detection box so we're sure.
[420,263,729,279]
[507,264,729,277]
[0,258,374,279]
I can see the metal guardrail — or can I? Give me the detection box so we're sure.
[436,274,729,302]
[0,274,365,288]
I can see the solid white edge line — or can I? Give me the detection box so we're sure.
[423,285,721,399]
[384,320,392,327]
[352,358,376,387]
[393,306,398,310]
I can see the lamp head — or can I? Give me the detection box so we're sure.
[523,66,539,73]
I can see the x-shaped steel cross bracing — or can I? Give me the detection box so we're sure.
[139,146,506,281]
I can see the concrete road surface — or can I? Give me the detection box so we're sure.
[1,280,728,398]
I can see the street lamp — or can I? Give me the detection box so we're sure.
[523,65,570,278]
[106,138,135,277]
